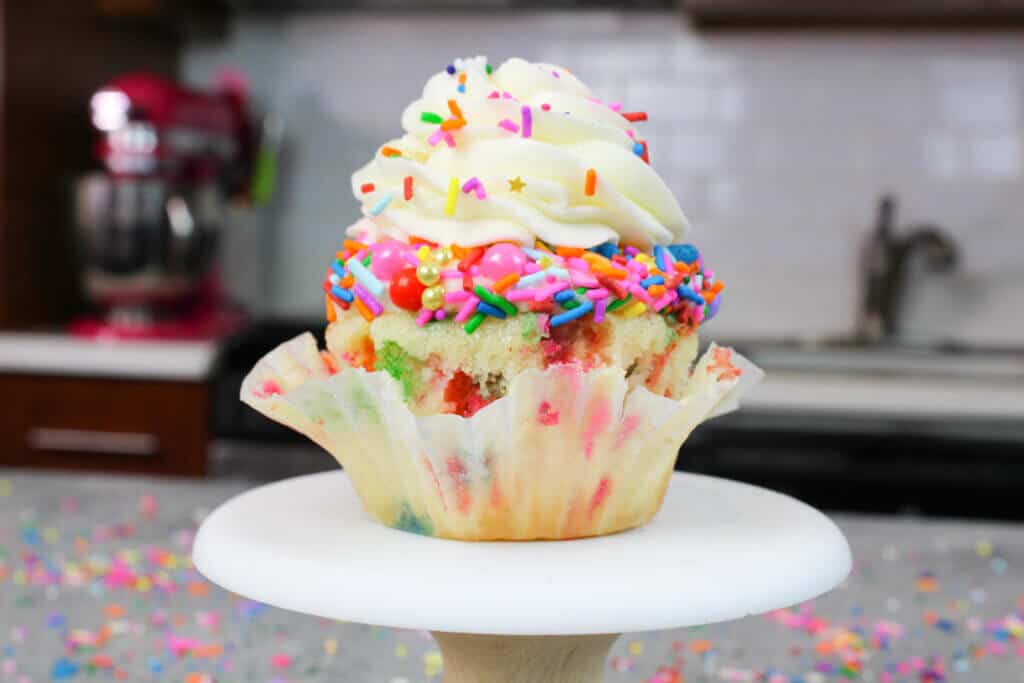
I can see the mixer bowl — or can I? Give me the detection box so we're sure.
[73,173,225,312]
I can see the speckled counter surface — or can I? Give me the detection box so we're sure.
[0,469,1021,683]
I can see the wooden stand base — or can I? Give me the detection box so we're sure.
[433,632,620,683]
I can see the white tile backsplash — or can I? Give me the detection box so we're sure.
[184,12,1024,346]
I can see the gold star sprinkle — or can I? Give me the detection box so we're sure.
[508,176,527,192]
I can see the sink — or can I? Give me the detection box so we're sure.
[744,344,1024,381]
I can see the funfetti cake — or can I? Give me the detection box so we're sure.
[242,56,762,541]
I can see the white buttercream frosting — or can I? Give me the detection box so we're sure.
[350,56,689,249]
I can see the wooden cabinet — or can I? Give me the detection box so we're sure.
[0,374,209,476]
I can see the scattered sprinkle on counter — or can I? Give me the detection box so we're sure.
[0,472,1019,681]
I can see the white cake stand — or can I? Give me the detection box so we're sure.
[193,471,851,683]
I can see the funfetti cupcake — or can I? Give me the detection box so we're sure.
[242,56,762,541]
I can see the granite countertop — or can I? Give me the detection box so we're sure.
[0,469,1021,682]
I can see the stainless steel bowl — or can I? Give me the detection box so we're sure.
[73,173,225,313]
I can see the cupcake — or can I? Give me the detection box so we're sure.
[242,56,761,540]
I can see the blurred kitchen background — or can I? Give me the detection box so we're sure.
[2,0,1023,517]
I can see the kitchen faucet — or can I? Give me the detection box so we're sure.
[857,195,958,344]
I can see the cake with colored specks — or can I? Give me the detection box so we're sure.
[242,56,762,540]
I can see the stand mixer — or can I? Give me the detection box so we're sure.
[70,72,274,340]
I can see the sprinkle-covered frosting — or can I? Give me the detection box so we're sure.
[351,56,689,249]
[323,234,723,335]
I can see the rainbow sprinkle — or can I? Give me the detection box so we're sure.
[330,285,353,303]
[368,192,392,216]
[455,295,481,322]
[448,99,464,121]
[474,285,517,317]
[462,177,487,199]
[550,299,594,327]
[445,178,459,216]
[353,297,374,321]
[464,311,486,334]
[345,256,384,297]
[323,236,721,336]
[353,284,383,315]
[477,301,507,319]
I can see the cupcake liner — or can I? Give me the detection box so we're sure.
[241,333,763,540]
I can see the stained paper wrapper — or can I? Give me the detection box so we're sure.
[242,333,763,540]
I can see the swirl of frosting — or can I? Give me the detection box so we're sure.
[350,56,689,249]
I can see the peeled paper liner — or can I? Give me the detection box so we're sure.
[241,333,763,540]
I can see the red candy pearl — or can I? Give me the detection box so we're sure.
[389,267,427,311]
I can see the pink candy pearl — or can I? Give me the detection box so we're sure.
[480,243,527,280]
[369,239,409,280]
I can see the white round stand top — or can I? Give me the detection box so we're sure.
[193,472,851,635]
